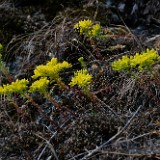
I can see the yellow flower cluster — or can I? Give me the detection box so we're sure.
[29,77,49,94]
[112,48,160,72]
[69,69,92,90]
[0,58,72,97]
[0,86,4,94]
[91,24,101,37]
[32,58,72,81]
[112,55,130,71]
[74,19,93,35]
[0,79,29,95]
[130,48,160,71]
[74,19,102,38]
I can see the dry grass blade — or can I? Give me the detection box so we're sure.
[34,133,59,160]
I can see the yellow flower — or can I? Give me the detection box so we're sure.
[1,79,29,95]
[46,57,58,66]
[29,77,49,94]
[130,48,159,71]
[74,19,93,35]
[111,48,160,72]
[0,86,4,94]
[32,58,72,81]
[74,19,103,38]
[90,24,101,37]
[69,69,92,90]
[111,55,130,71]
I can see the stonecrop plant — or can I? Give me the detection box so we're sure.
[29,77,50,95]
[32,58,72,86]
[0,56,93,98]
[111,48,160,73]
[112,55,130,72]
[69,69,92,94]
[130,48,160,71]
[0,79,29,96]
[74,19,102,38]
[74,19,93,35]
[0,53,95,115]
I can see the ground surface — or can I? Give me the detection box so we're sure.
[0,0,160,159]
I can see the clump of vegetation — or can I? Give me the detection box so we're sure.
[29,77,49,95]
[32,58,72,85]
[74,19,103,38]
[69,69,92,94]
[0,79,29,96]
[111,48,160,74]
[0,55,93,112]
